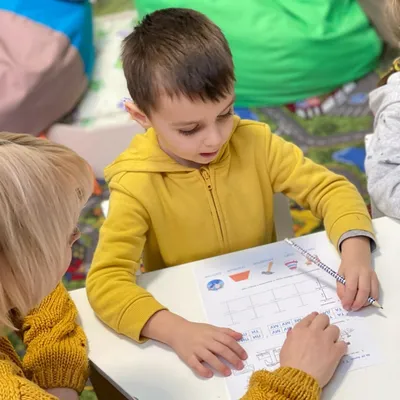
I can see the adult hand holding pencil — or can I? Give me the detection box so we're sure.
[285,237,382,310]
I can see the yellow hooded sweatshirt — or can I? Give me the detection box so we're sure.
[87,117,373,343]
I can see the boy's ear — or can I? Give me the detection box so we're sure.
[125,101,151,129]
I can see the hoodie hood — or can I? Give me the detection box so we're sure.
[105,116,241,182]
[370,72,400,129]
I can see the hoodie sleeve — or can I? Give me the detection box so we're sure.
[86,174,166,343]
[264,126,374,249]
[365,72,400,219]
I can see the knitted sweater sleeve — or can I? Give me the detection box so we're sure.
[21,283,89,392]
[0,337,57,399]
[241,367,321,400]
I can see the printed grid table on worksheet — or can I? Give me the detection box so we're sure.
[194,237,381,399]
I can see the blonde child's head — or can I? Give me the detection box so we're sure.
[0,133,92,330]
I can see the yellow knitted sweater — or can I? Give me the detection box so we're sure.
[242,367,321,399]
[0,283,89,399]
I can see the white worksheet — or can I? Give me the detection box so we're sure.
[194,236,381,399]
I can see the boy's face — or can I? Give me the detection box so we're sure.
[129,92,235,167]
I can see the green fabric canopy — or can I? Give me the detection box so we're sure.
[136,0,382,107]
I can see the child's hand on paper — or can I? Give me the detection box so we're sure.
[142,310,248,378]
[280,312,347,388]
[168,319,248,378]
[337,236,379,311]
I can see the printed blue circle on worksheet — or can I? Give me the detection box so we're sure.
[207,279,224,291]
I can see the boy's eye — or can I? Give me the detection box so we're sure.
[179,126,198,136]
[218,109,234,119]
[178,109,233,136]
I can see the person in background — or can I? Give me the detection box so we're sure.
[87,7,375,388]
[365,1,400,218]
[0,133,92,399]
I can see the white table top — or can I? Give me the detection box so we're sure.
[70,217,400,400]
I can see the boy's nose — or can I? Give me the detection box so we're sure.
[204,129,223,149]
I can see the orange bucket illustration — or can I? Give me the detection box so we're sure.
[230,270,250,282]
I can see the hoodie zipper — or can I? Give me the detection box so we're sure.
[200,168,225,245]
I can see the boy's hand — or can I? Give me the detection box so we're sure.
[337,236,379,311]
[142,310,247,378]
[167,319,248,378]
[280,312,348,388]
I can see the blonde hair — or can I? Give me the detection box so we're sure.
[0,133,92,330]
[387,0,400,42]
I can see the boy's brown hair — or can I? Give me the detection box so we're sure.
[122,8,235,115]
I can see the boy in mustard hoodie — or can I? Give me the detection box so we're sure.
[87,7,378,384]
